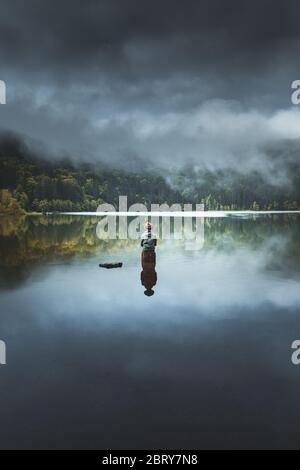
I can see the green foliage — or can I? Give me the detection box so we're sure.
[0,152,182,213]
[0,189,25,215]
[0,151,300,213]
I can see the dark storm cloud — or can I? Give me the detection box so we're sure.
[0,0,300,175]
[1,0,300,82]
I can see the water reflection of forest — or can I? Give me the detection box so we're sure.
[0,214,299,269]
[0,215,134,267]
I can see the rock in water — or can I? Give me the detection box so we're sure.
[99,262,123,269]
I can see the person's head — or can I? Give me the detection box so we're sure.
[144,288,154,297]
[144,221,153,232]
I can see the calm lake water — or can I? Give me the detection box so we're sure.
[0,214,300,449]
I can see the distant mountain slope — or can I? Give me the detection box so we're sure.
[0,132,299,213]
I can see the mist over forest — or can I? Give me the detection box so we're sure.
[0,131,300,214]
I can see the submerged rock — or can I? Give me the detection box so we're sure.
[99,262,123,269]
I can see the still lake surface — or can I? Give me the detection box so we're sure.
[0,213,300,449]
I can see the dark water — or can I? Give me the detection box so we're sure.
[0,214,300,449]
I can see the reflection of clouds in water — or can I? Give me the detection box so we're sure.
[159,245,300,313]
[1,226,300,450]
[1,233,299,334]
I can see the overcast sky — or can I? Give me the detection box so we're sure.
[0,0,300,177]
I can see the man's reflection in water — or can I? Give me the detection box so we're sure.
[140,222,157,296]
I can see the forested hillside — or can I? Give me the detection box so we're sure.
[0,134,300,214]
[0,150,181,214]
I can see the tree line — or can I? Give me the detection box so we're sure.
[0,148,300,214]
